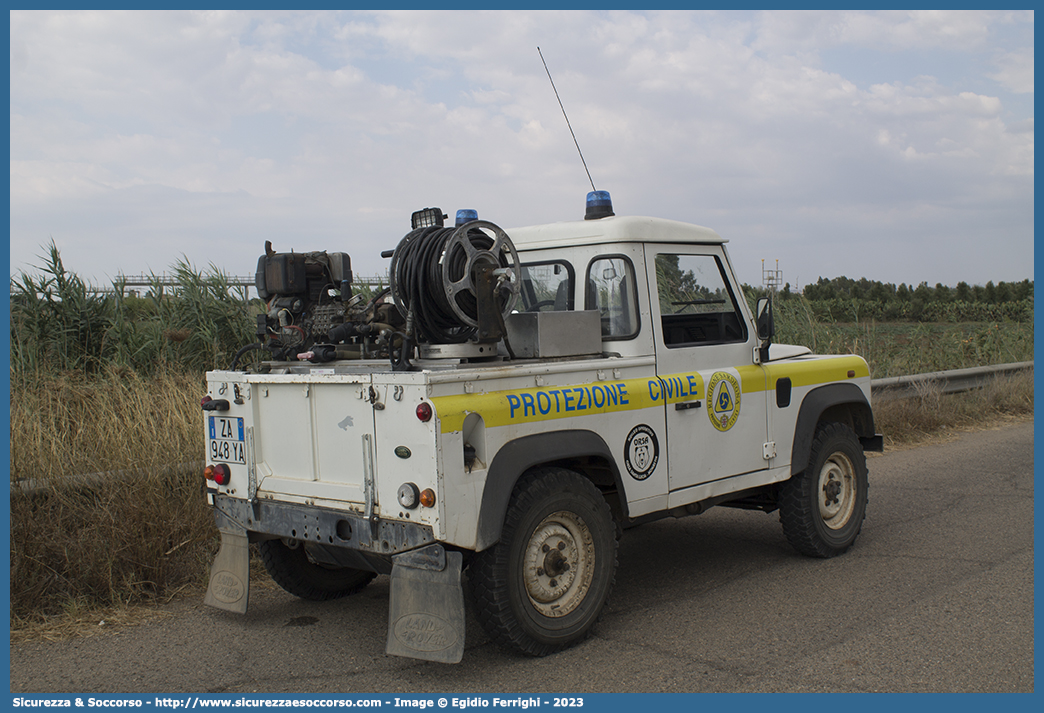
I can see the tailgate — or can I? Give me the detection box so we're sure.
[237,372,376,505]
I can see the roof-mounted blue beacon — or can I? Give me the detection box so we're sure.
[455,209,478,226]
[584,190,614,220]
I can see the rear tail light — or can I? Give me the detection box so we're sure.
[205,463,231,486]
[416,402,433,422]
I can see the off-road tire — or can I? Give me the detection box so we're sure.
[779,422,868,558]
[258,539,376,601]
[467,467,618,656]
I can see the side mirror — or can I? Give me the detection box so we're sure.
[756,297,775,341]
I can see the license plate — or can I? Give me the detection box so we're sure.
[208,416,245,464]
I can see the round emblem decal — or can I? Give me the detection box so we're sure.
[707,371,741,432]
[624,424,659,480]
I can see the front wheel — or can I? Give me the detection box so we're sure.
[467,467,618,656]
[258,539,376,601]
[779,422,869,558]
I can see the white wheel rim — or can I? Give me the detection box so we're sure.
[522,511,595,617]
[818,452,857,529]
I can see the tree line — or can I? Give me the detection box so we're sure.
[744,276,1033,323]
[799,276,1032,304]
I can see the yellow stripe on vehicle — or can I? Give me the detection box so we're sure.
[736,364,768,393]
[763,356,870,389]
[429,356,869,434]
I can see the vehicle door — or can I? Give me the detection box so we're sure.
[644,245,770,495]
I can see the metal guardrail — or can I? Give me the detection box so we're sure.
[111,274,390,289]
[12,462,204,497]
[11,361,1033,495]
[10,274,391,296]
[870,361,1033,402]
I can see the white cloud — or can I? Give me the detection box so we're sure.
[751,10,1000,54]
[989,48,1034,94]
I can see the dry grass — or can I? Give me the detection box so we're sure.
[11,365,204,483]
[873,370,1034,448]
[9,366,217,625]
[10,553,276,643]
[10,598,179,644]
[9,463,218,625]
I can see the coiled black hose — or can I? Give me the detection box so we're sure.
[389,224,510,344]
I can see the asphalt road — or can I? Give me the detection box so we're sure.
[10,422,1034,693]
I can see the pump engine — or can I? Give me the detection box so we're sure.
[240,207,520,370]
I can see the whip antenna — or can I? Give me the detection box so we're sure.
[538,47,596,192]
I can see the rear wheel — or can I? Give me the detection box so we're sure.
[779,422,868,558]
[468,467,618,656]
[258,539,376,601]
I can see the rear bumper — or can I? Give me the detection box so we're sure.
[210,493,436,556]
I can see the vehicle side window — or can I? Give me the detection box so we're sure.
[586,256,639,340]
[519,261,573,312]
[655,253,747,347]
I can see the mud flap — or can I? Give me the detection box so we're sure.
[203,522,251,614]
[386,544,465,664]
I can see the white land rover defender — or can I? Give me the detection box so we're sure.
[201,191,882,663]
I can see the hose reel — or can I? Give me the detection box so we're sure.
[388,219,521,350]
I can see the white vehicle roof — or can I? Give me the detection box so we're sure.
[507,215,726,251]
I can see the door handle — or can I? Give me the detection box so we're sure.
[675,400,702,411]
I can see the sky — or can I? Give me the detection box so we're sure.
[8,10,1035,291]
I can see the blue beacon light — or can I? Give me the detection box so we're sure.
[455,209,478,226]
[585,190,614,220]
